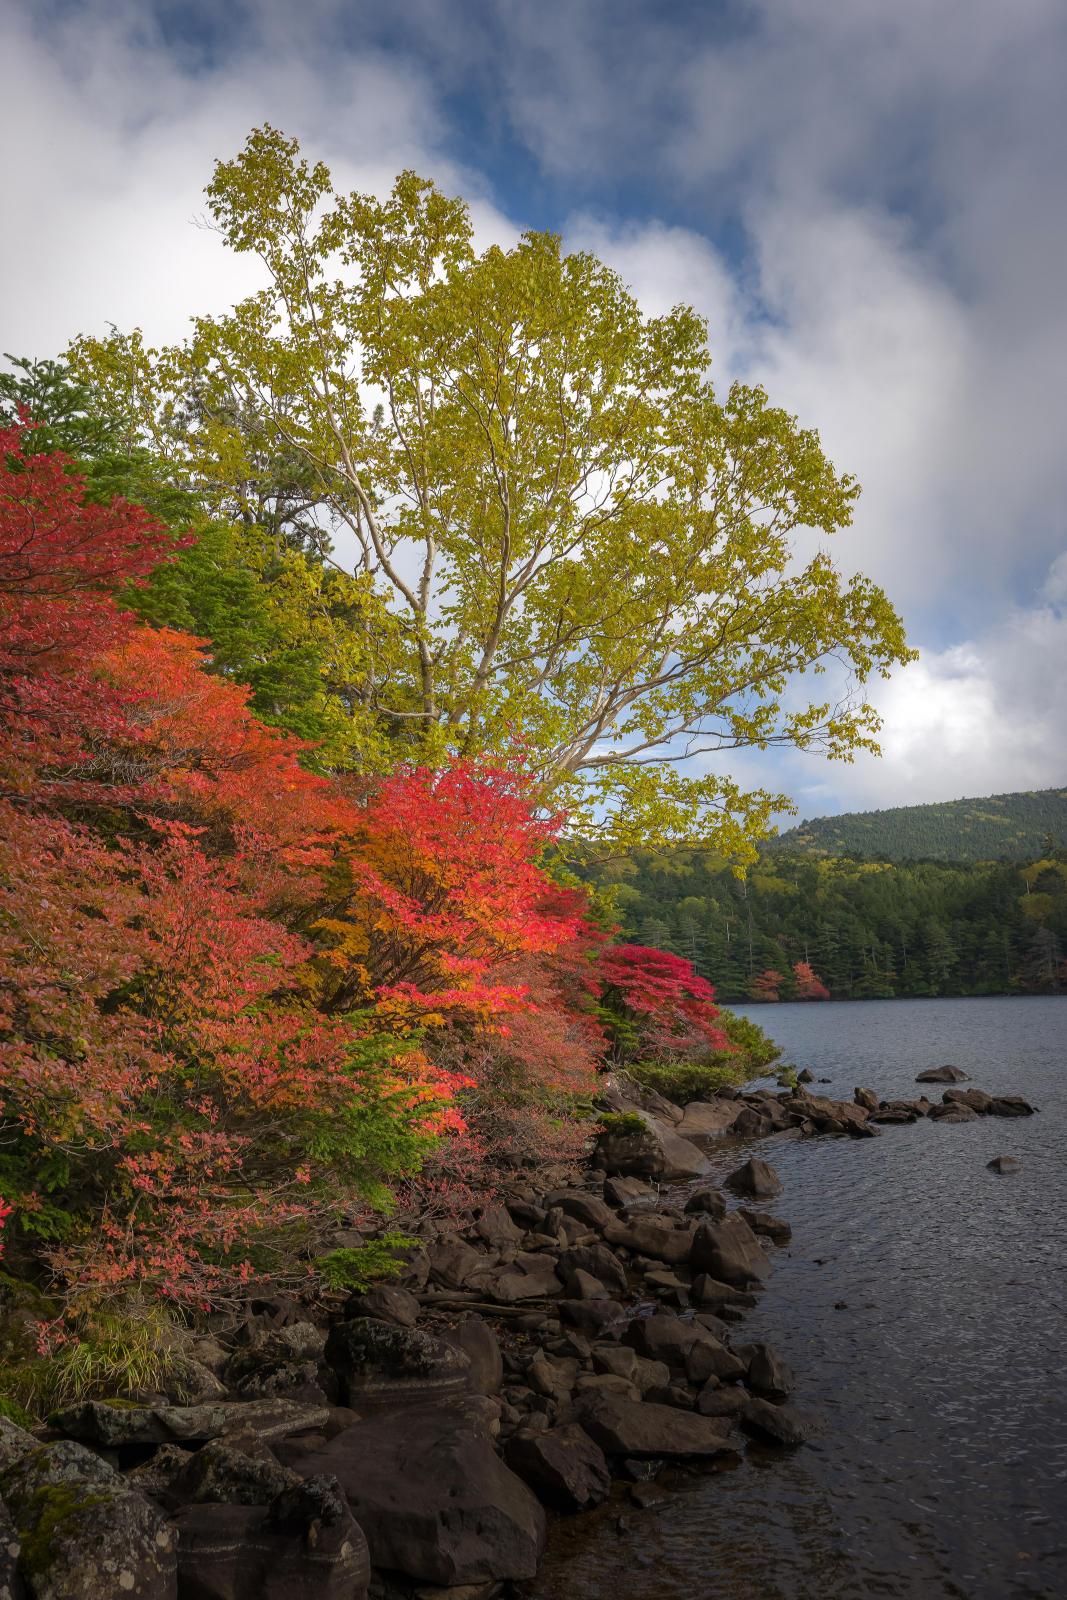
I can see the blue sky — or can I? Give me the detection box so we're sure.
[4,0,1066,820]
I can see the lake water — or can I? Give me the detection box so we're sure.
[527,996,1067,1600]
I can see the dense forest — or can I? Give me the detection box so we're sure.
[579,845,1067,1001]
[768,788,1067,862]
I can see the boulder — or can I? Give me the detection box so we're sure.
[526,1352,578,1406]
[690,1274,758,1312]
[602,1176,656,1209]
[683,1339,746,1386]
[987,1154,1021,1173]
[683,1187,727,1220]
[288,1403,545,1586]
[438,1318,503,1395]
[324,1318,470,1410]
[50,1398,328,1449]
[725,1158,783,1201]
[796,1068,815,1084]
[853,1087,879,1112]
[690,1214,769,1287]
[916,1065,970,1084]
[176,1437,300,1506]
[602,1216,693,1266]
[989,1096,1035,1117]
[557,1244,628,1295]
[927,1101,979,1123]
[943,1087,995,1114]
[473,1206,524,1248]
[741,1397,809,1447]
[591,1346,638,1382]
[504,1425,611,1511]
[1,1439,177,1598]
[426,1240,489,1292]
[577,1396,735,1460]
[695,1385,748,1420]
[173,1475,369,1600]
[557,1300,627,1337]
[737,1209,792,1246]
[744,1343,795,1400]
[542,1192,617,1233]
[622,1313,704,1367]
[0,1495,19,1600]
[675,1101,743,1145]
[344,1286,420,1327]
[595,1112,708,1182]
[0,1419,35,1475]
[488,1258,564,1303]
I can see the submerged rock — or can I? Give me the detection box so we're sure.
[987,1155,1022,1173]
[577,1396,736,1460]
[741,1398,810,1447]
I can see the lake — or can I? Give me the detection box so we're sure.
[527,996,1067,1600]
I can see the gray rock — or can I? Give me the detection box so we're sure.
[439,1318,503,1395]
[0,1495,19,1600]
[0,1419,35,1475]
[426,1240,489,1292]
[473,1206,524,1248]
[601,1217,693,1266]
[989,1096,1035,1117]
[324,1318,470,1410]
[690,1274,758,1312]
[287,1402,545,1586]
[489,1258,564,1303]
[596,1112,708,1182]
[682,1187,727,1220]
[1,1439,177,1598]
[690,1214,770,1287]
[675,1101,744,1145]
[744,1343,795,1400]
[542,1192,617,1232]
[737,1209,792,1246]
[505,1425,611,1511]
[557,1244,628,1295]
[725,1157,783,1201]
[173,1475,369,1600]
[177,1437,301,1506]
[344,1286,420,1327]
[741,1397,809,1446]
[987,1154,1021,1173]
[577,1396,735,1460]
[50,1398,328,1449]
[602,1176,655,1209]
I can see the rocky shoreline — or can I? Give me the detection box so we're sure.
[0,1070,1035,1599]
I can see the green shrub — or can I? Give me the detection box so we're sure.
[0,1302,189,1422]
[627,1006,781,1105]
[597,1112,648,1137]
[315,1232,416,1293]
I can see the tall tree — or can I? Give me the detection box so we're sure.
[70,126,913,855]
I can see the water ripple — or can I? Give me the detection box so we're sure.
[527,997,1067,1600]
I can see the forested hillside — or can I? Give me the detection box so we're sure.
[579,848,1067,1001]
[768,788,1067,862]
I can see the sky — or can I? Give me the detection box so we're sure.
[3,0,1066,822]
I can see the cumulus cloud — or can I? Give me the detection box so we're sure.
[3,0,1063,817]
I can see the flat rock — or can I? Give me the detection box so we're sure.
[577,1396,735,1460]
[927,1101,979,1123]
[287,1402,545,1587]
[504,1424,611,1511]
[50,1398,329,1448]
[916,1065,970,1084]
[675,1101,744,1145]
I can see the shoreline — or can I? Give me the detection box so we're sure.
[0,1069,1036,1597]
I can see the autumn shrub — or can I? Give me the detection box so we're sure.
[623,1004,781,1105]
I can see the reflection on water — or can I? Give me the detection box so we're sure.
[526,997,1067,1600]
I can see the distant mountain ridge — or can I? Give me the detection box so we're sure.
[766,787,1067,863]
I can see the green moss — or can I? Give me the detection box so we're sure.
[598,1112,647,1137]
[315,1231,416,1292]
[0,1394,34,1428]
[18,1484,112,1576]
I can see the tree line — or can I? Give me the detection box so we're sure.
[579,847,1067,1000]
